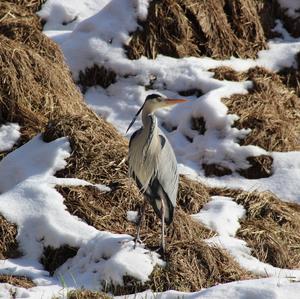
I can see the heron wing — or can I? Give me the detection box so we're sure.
[157,133,178,209]
[129,128,142,148]
[146,133,178,224]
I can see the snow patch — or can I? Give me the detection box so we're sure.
[193,196,245,236]
[0,123,20,152]
[57,235,164,289]
[277,0,300,18]
[127,210,139,223]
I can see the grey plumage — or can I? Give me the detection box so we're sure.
[127,94,188,254]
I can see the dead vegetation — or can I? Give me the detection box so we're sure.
[4,0,45,13]
[223,67,300,152]
[0,215,20,259]
[127,0,266,60]
[41,245,78,275]
[78,65,117,92]
[278,52,300,97]
[209,188,300,269]
[109,240,253,295]
[210,66,300,152]
[0,275,35,288]
[126,0,299,61]
[66,290,111,299]
[0,2,41,30]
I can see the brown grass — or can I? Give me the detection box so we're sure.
[210,66,247,82]
[209,188,300,269]
[126,0,266,60]
[237,155,273,179]
[0,2,41,30]
[0,275,35,288]
[4,0,45,13]
[109,240,253,295]
[279,52,300,97]
[0,215,21,259]
[221,67,300,152]
[41,245,78,275]
[66,290,111,299]
[78,65,116,92]
[0,36,84,143]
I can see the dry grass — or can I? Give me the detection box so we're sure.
[78,65,116,92]
[66,290,111,299]
[0,215,20,259]
[41,245,78,275]
[210,66,247,82]
[279,52,300,97]
[0,2,41,29]
[126,0,266,60]
[221,67,300,152]
[209,188,300,269]
[0,36,85,143]
[0,275,35,288]
[4,0,45,13]
[109,240,253,295]
[237,155,273,179]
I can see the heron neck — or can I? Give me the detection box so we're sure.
[142,110,158,137]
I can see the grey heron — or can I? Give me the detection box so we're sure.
[126,94,188,255]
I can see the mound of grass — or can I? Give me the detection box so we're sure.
[223,67,300,152]
[127,0,266,60]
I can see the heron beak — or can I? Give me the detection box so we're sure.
[164,98,189,105]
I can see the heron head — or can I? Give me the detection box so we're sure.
[126,94,188,133]
[145,94,188,110]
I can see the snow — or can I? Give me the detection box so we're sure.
[58,234,163,289]
[197,151,300,203]
[192,196,245,237]
[117,278,300,299]
[0,123,20,152]
[1,0,300,298]
[278,0,300,18]
[127,210,139,223]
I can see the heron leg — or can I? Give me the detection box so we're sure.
[134,200,146,248]
[160,199,166,257]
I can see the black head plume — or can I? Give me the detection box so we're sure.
[126,101,145,133]
[145,93,161,101]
